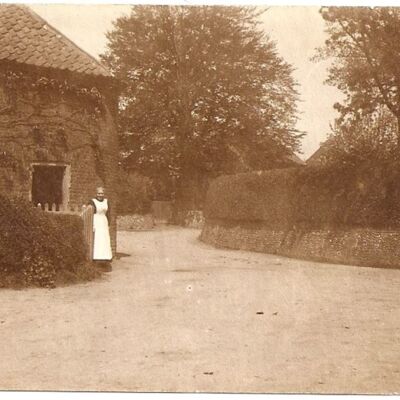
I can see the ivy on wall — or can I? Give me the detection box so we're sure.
[0,68,109,186]
[2,70,105,118]
[0,151,18,168]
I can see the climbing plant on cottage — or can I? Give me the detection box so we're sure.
[0,4,120,252]
[0,69,109,182]
[0,70,110,187]
[1,70,105,117]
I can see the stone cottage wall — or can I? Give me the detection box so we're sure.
[174,210,205,229]
[0,68,119,252]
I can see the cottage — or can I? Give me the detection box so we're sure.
[0,4,119,251]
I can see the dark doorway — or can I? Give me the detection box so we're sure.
[32,165,65,210]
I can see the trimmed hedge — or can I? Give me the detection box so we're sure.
[204,169,297,228]
[0,195,98,288]
[204,162,400,230]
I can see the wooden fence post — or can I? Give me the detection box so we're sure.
[81,204,94,261]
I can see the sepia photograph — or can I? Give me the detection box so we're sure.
[0,0,399,394]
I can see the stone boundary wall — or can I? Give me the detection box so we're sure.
[117,211,204,230]
[200,219,400,269]
[174,210,205,229]
[117,214,154,231]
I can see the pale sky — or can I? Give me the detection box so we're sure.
[30,4,344,160]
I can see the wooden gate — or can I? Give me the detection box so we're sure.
[151,200,172,224]
[81,204,94,261]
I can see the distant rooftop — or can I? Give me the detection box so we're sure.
[0,4,111,77]
[288,153,306,166]
[306,138,334,165]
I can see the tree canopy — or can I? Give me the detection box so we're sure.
[316,7,400,138]
[102,6,302,189]
[320,105,398,167]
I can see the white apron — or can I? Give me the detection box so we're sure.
[92,198,112,261]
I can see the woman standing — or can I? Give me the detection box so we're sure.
[89,187,112,271]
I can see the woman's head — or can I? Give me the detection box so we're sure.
[96,187,105,200]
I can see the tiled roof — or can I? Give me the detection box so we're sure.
[306,138,334,165]
[0,4,111,77]
[288,153,305,166]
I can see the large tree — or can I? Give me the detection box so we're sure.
[316,7,400,140]
[321,105,398,167]
[102,6,301,195]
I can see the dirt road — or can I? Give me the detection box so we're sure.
[1,227,400,393]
